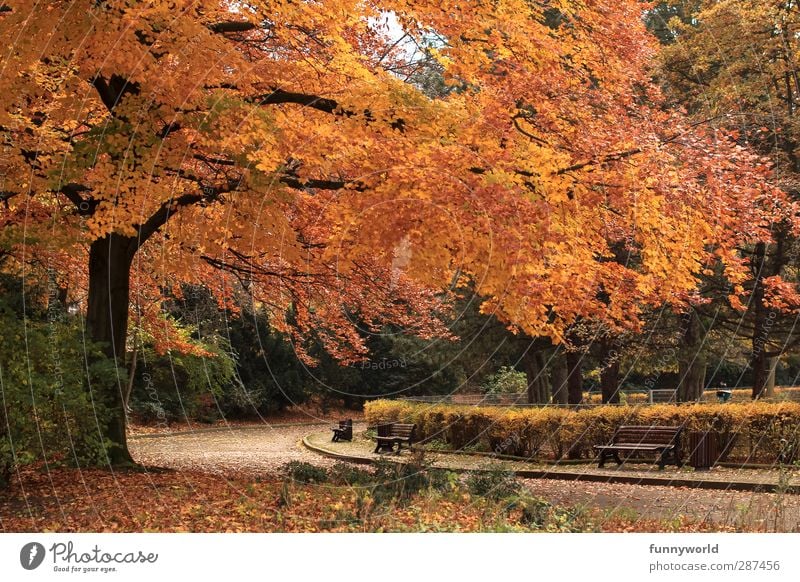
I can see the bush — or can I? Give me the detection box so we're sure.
[328,462,374,486]
[504,495,591,532]
[0,306,118,486]
[282,461,329,484]
[482,366,527,395]
[465,468,520,500]
[365,399,800,464]
[130,340,237,424]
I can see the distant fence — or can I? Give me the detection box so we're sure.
[398,391,643,407]
[399,386,800,407]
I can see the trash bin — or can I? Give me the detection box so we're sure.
[716,390,732,403]
[688,431,719,470]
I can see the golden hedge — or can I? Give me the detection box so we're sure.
[364,400,800,463]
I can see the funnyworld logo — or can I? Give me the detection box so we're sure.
[20,542,46,570]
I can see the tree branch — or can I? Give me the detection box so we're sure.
[90,74,140,114]
[252,89,405,131]
[134,178,241,249]
[207,21,258,34]
[59,183,98,215]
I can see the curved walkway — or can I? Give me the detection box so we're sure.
[130,422,339,474]
[129,423,800,531]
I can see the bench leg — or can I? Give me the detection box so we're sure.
[332,432,339,443]
[598,451,608,468]
[375,442,394,454]
[613,452,622,466]
[658,450,669,470]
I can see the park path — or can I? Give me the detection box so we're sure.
[130,423,800,531]
[130,423,338,474]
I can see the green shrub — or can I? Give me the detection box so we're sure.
[282,461,329,484]
[482,366,527,394]
[465,468,520,500]
[130,339,237,424]
[504,495,591,532]
[328,462,374,486]
[0,306,118,486]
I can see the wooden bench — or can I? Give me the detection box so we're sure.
[331,419,353,442]
[372,422,416,454]
[594,425,683,470]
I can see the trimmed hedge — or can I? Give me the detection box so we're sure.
[365,400,800,464]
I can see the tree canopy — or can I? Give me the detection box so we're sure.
[0,0,790,461]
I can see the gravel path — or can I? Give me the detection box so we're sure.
[522,478,800,531]
[130,423,338,474]
[129,424,800,531]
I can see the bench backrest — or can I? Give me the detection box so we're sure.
[376,422,394,437]
[388,423,416,440]
[338,419,353,429]
[613,425,681,445]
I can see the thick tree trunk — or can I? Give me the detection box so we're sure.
[677,358,706,402]
[566,350,583,405]
[749,240,782,400]
[765,356,777,398]
[522,349,550,404]
[551,350,569,405]
[86,233,136,465]
[600,338,620,404]
[677,311,706,402]
[600,360,620,404]
[751,349,770,400]
[536,352,550,403]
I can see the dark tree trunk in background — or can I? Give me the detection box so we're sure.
[765,356,777,397]
[551,350,569,405]
[677,310,706,402]
[523,349,550,404]
[677,359,706,402]
[600,339,620,404]
[600,360,620,404]
[86,233,136,465]
[566,350,583,405]
[751,242,770,399]
[748,238,787,400]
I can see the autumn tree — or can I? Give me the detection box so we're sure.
[655,0,800,398]
[0,0,784,464]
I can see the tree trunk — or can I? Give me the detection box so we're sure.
[599,338,620,404]
[566,350,583,405]
[536,351,550,403]
[677,311,706,402]
[765,356,777,398]
[551,350,569,405]
[749,241,779,400]
[600,359,620,404]
[86,233,136,465]
[124,344,138,413]
[751,349,770,400]
[677,358,706,402]
[522,349,550,404]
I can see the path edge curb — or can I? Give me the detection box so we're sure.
[302,435,795,494]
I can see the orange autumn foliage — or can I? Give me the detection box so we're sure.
[0,1,791,456]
